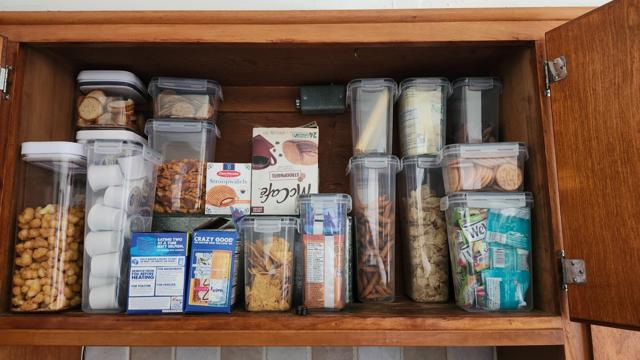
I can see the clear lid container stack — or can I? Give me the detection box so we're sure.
[447,77,502,144]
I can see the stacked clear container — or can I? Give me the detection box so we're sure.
[79,130,162,313]
[145,119,219,214]
[148,77,223,122]
[400,155,449,303]
[241,216,297,312]
[346,78,398,154]
[348,155,400,302]
[447,77,502,144]
[298,194,352,310]
[12,142,87,312]
[440,192,534,311]
[398,78,451,156]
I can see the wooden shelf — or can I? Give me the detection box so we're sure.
[0,302,563,346]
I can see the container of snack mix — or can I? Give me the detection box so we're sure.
[447,77,502,144]
[347,154,401,302]
[441,192,533,312]
[145,119,220,215]
[346,78,398,154]
[77,130,162,313]
[75,70,147,133]
[148,77,223,122]
[298,193,352,310]
[400,155,449,303]
[241,216,297,312]
[12,142,87,312]
[440,142,528,193]
[398,78,451,156]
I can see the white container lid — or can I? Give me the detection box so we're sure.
[439,142,528,163]
[399,77,451,96]
[298,193,352,213]
[240,216,299,233]
[402,154,439,169]
[452,77,503,92]
[145,119,221,138]
[440,192,533,211]
[21,141,86,171]
[76,129,147,146]
[148,77,223,101]
[346,78,399,106]
[347,154,401,174]
[76,70,147,103]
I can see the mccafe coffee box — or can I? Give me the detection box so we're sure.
[250,124,319,215]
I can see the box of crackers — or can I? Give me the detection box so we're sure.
[205,163,251,216]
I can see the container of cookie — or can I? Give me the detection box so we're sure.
[12,142,86,312]
[400,155,449,303]
[347,154,401,302]
[447,77,502,144]
[240,216,297,312]
[75,70,146,132]
[148,77,223,121]
[77,129,162,313]
[441,192,533,312]
[440,142,528,193]
[145,119,220,215]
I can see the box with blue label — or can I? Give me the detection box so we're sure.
[186,229,240,313]
[127,232,189,314]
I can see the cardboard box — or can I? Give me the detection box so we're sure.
[127,232,189,314]
[185,229,240,313]
[251,125,319,215]
[205,163,251,216]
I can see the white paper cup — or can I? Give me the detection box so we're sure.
[89,283,119,310]
[94,195,104,206]
[89,272,117,290]
[118,154,146,180]
[85,231,123,257]
[128,178,151,197]
[88,204,126,231]
[88,165,123,192]
[103,185,142,212]
[90,251,122,278]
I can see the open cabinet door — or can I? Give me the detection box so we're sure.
[545,0,640,328]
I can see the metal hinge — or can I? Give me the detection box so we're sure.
[544,56,567,97]
[0,65,12,100]
[559,250,587,291]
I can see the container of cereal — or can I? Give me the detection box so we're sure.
[346,78,398,154]
[77,130,162,313]
[298,193,352,310]
[148,77,223,121]
[447,77,502,144]
[241,216,297,312]
[75,70,146,132]
[12,142,86,312]
[440,142,528,193]
[398,78,451,156]
[347,154,401,302]
[400,155,449,303]
[145,119,219,214]
[441,192,533,312]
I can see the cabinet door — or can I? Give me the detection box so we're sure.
[545,0,639,328]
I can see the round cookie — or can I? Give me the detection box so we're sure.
[78,96,104,121]
[495,163,523,191]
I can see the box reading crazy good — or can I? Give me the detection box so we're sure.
[251,124,319,215]
[127,232,189,314]
[205,163,251,216]
[185,229,240,313]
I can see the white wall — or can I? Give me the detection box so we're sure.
[0,0,609,11]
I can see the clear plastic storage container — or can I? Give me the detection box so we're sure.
[398,78,451,156]
[78,130,162,313]
[75,70,146,132]
[346,78,398,154]
[148,77,223,121]
[298,194,352,310]
[440,142,528,193]
[347,155,400,302]
[400,155,449,303]
[441,192,533,312]
[145,119,219,214]
[447,77,502,144]
[12,142,86,312]
[240,216,297,312]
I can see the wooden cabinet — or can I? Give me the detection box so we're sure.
[0,1,636,356]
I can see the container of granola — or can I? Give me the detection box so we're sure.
[241,216,297,312]
[400,155,449,303]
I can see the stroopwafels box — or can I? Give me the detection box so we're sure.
[205,163,251,216]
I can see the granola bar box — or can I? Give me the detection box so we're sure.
[205,163,251,216]
[250,125,319,215]
[185,230,239,313]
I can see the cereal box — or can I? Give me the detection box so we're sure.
[251,124,319,215]
[205,162,251,216]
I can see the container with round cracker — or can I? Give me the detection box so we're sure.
[148,77,223,121]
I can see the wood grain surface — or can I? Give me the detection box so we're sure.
[546,0,640,327]
[591,325,640,360]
